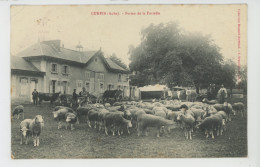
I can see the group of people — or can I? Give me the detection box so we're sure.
[31,87,90,106]
[207,84,228,103]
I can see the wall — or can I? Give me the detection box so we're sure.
[11,73,43,101]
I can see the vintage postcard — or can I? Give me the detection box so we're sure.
[10,4,247,159]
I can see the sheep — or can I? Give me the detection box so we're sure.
[104,103,111,108]
[20,119,32,145]
[152,102,163,107]
[195,114,222,139]
[87,109,100,128]
[152,106,167,119]
[137,114,177,137]
[215,111,227,133]
[166,110,184,128]
[97,108,110,131]
[232,102,245,117]
[76,106,93,123]
[53,108,76,129]
[65,112,77,130]
[29,115,44,146]
[166,104,181,111]
[223,102,233,121]
[213,104,224,111]
[202,106,218,119]
[143,102,154,110]
[103,112,132,136]
[202,98,218,105]
[12,105,24,119]
[143,108,155,115]
[177,114,195,140]
[190,108,206,125]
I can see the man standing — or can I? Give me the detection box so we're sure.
[32,89,39,105]
[218,84,227,104]
[72,89,78,107]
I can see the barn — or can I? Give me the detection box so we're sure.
[11,40,130,102]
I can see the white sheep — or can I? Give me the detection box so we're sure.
[20,119,31,145]
[177,113,195,140]
[29,115,44,146]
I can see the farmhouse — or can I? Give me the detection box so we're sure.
[11,40,130,101]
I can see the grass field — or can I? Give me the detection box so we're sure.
[11,99,247,159]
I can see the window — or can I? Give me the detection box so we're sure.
[108,84,114,90]
[62,65,69,74]
[118,74,122,82]
[85,72,91,79]
[51,63,58,73]
[100,83,104,89]
[99,73,104,80]
[85,82,90,91]
[52,80,56,93]
[117,85,121,90]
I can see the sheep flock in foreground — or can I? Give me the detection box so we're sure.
[14,97,245,147]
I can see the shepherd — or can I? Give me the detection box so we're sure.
[218,84,227,104]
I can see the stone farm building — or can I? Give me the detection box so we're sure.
[11,40,130,102]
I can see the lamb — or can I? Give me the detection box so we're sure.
[232,102,245,117]
[20,119,32,145]
[177,114,195,140]
[12,105,24,119]
[137,114,177,137]
[29,115,44,146]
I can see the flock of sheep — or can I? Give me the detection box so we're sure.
[12,98,245,147]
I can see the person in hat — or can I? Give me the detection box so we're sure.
[180,104,189,115]
[218,84,227,104]
[32,89,39,105]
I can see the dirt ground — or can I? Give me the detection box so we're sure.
[11,99,247,159]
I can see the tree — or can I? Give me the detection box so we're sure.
[129,22,232,93]
[109,53,128,70]
[237,65,247,94]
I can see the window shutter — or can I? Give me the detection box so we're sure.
[68,66,70,74]
[56,64,59,73]
[50,64,52,72]
[49,80,52,93]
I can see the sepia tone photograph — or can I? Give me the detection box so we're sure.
[10,4,247,159]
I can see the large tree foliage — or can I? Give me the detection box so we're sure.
[129,22,237,92]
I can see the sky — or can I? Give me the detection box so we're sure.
[11,5,247,66]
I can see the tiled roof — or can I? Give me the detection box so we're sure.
[106,58,128,71]
[15,40,129,72]
[16,42,97,64]
[11,56,40,72]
